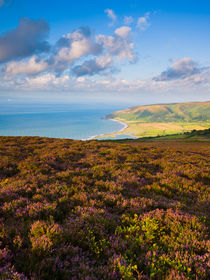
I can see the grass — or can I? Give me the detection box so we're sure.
[101,128,210,143]
[98,121,210,139]
[101,102,210,139]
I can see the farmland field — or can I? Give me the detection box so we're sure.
[0,136,209,279]
[103,102,210,139]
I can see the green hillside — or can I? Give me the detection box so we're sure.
[107,101,210,123]
[102,102,210,139]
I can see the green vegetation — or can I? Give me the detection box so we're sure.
[107,102,210,123]
[0,136,209,279]
[137,128,210,141]
[103,102,210,138]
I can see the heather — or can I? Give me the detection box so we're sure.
[0,136,209,279]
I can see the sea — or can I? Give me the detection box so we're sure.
[0,102,132,140]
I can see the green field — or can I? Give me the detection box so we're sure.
[102,102,210,139]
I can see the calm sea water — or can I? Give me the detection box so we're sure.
[0,103,129,140]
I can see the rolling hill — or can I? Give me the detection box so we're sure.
[106,101,210,122]
[103,101,210,138]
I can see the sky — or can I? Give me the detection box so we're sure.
[0,0,210,105]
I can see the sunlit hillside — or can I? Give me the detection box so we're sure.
[103,102,210,138]
[107,102,210,122]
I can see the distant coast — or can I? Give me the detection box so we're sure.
[98,101,210,139]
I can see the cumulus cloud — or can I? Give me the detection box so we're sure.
[45,25,135,76]
[0,18,50,63]
[72,55,113,76]
[97,26,135,62]
[137,12,150,31]
[154,58,202,81]
[0,18,138,81]
[124,16,133,25]
[114,26,131,38]
[55,27,102,63]
[4,56,48,75]
[105,9,117,26]
[0,23,136,78]
[50,27,103,74]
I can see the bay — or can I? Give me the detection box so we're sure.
[0,103,128,140]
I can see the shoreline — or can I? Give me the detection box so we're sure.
[110,119,128,131]
[85,118,129,140]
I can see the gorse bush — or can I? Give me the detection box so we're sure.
[0,136,209,279]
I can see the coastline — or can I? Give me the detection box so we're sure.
[109,119,128,132]
[86,118,129,140]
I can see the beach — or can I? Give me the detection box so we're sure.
[87,118,129,140]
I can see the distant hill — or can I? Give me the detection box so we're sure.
[102,102,210,139]
[106,101,210,123]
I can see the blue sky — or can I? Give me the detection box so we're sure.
[0,0,209,104]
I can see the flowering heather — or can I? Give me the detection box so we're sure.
[0,136,209,279]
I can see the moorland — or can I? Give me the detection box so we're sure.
[0,135,209,279]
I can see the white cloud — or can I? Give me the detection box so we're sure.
[114,26,131,38]
[96,55,113,68]
[97,26,135,62]
[23,73,70,90]
[124,16,133,25]
[5,56,48,75]
[154,58,202,81]
[137,12,150,31]
[105,9,117,26]
[72,27,134,76]
[55,28,102,63]
[173,58,198,72]
[0,24,136,78]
